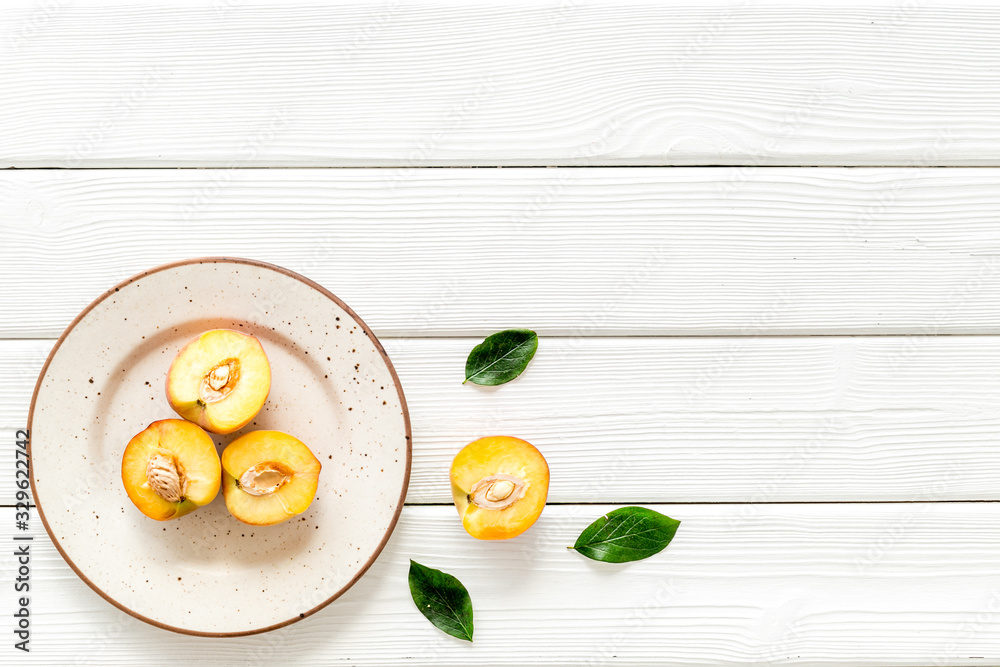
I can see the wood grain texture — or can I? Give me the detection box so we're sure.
[7,168,1000,337]
[5,503,1000,665]
[6,335,1000,503]
[2,0,1000,166]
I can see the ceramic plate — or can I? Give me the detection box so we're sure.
[27,258,411,636]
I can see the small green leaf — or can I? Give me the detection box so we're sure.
[408,560,474,642]
[464,329,538,385]
[570,507,680,563]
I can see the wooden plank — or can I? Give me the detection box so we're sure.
[2,0,999,167]
[4,503,1000,665]
[6,336,1000,503]
[6,168,1000,337]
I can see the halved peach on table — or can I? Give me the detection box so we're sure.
[166,329,271,435]
[121,419,221,521]
[450,436,549,540]
[222,430,322,526]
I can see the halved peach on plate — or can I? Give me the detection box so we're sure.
[450,435,549,540]
[166,329,271,434]
[222,430,321,526]
[121,419,221,521]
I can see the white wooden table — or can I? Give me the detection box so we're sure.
[5,1,1000,664]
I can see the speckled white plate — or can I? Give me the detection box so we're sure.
[28,258,411,636]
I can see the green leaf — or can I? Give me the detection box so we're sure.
[464,329,538,385]
[408,560,474,642]
[570,507,681,563]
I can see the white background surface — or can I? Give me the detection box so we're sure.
[4,1,1000,664]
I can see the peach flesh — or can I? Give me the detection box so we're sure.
[166,329,271,435]
[221,430,321,526]
[121,419,221,521]
[450,436,549,540]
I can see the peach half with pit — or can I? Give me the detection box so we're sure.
[450,435,549,540]
[121,419,221,521]
[222,430,322,526]
[166,329,271,435]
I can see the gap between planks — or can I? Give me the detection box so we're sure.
[13,334,1000,341]
[4,165,997,170]
[8,500,1000,510]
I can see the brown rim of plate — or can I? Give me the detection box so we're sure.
[26,257,413,637]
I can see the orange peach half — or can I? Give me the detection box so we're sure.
[166,329,271,435]
[450,436,549,540]
[221,431,322,526]
[121,419,221,521]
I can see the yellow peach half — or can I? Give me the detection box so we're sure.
[166,329,271,435]
[221,430,321,526]
[450,435,549,540]
[121,419,221,521]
